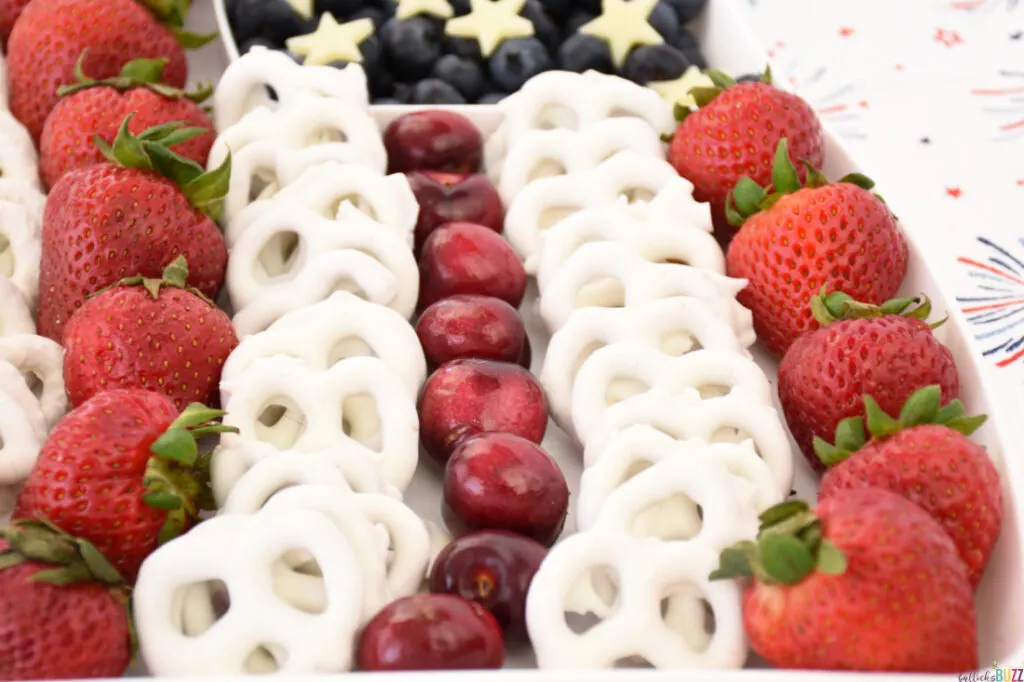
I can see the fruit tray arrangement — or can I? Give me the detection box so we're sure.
[212,0,711,104]
[0,0,1022,679]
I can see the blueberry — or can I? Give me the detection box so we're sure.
[670,26,698,51]
[663,0,706,23]
[350,6,387,29]
[393,82,414,103]
[536,0,571,20]
[574,0,603,13]
[450,0,471,14]
[314,0,362,16]
[412,78,467,104]
[681,47,707,68]
[478,92,507,104]
[381,17,443,80]
[520,0,559,54]
[557,34,613,74]
[489,37,552,92]
[370,65,394,97]
[431,54,488,101]
[647,2,680,43]
[238,36,276,54]
[563,10,596,35]
[231,0,313,48]
[736,73,763,83]
[620,44,689,84]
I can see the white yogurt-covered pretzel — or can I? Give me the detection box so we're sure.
[134,510,365,676]
[538,242,753,341]
[503,151,692,264]
[582,388,794,497]
[260,485,430,623]
[526,533,746,670]
[231,250,406,337]
[227,163,418,249]
[210,441,399,508]
[222,292,424,405]
[0,179,45,234]
[0,361,49,484]
[0,334,66,428]
[0,275,34,337]
[220,356,419,491]
[534,202,721,291]
[0,111,40,191]
[578,427,782,532]
[0,201,41,307]
[226,204,418,317]
[488,118,665,204]
[540,298,746,437]
[213,46,369,131]
[582,448,762,548]
[492,70,674,155]
[571,345,772,444]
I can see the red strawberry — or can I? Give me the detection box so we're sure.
[725,140,909,357]
[40,54,215,190]
[13,390,236,582]
[711,490,978,672]
[0,520,131,679]
[817,386,1001,589]
[63,256,239,412]
[5,0,209,141]
[37,116,230,343]
[668,69,824,242]
[778,290,959,472]
[0,0,30,48]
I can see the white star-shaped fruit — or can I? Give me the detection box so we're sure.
[285,13,374,66]
[285,0,313,19]
[649,65,715,109]
[396,0,454,19]
[580,0,663,68]
[444,0,535,58]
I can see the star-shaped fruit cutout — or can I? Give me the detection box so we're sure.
[396,0,454,19]
[284,0,313,19]
[579,0,663,68]
[285,13,374,65]
[445,0,535,58]
[648,65,714,110]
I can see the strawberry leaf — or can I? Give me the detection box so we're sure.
[708,544,755,581]
[150,427,200,466]
[838,172,875,191]
[936,399,966,422]
[170,26,218,49]
[0,551,26,570]
[834,416,866,452]
[945,414,988,436]
[771,139,801,195]
[118,57,168,84]
[30,565,92,586]
[76,539,124,585]
[138,0,190,26]
[897,385,942,426]
[759,533,814,585]
[757,499,810,530]
[816,540,847,575]
[705,69,736,89]
[180,150,232,220]
[864,395,902,438]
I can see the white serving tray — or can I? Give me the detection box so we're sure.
[126,0,1024,677]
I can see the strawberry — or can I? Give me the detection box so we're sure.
[0,0,30,49]
[725,140,909,357]
[0,520,131,679]
[711,490,978,672]
[13,390,236,582]
[40,54,215,190]
[63,256,239,412]
[667,68,824,242]
[37,116,230,343]
[5,0,211,141]
[817,386,1001,589]
[778,290,960,473]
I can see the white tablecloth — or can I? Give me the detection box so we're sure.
[737,0,1024,415]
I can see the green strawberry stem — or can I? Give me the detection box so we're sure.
[92,256,215,306]
[94,115,231,219]
[145,402,238,544]
[814,385,988,467]
[709,499,847,586]
[0,518,125,586]
[809,286,947,329]
[724,138,883,227]
[134,0,218,46]
[57,51,212,103]
[674,64,774,121]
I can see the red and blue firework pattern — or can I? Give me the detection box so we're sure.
[972,70,1024,141]
[957,237,1024,368]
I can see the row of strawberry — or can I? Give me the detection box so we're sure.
[467,69,794,668]
[660,70,999,670]
[121,50,442,675]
